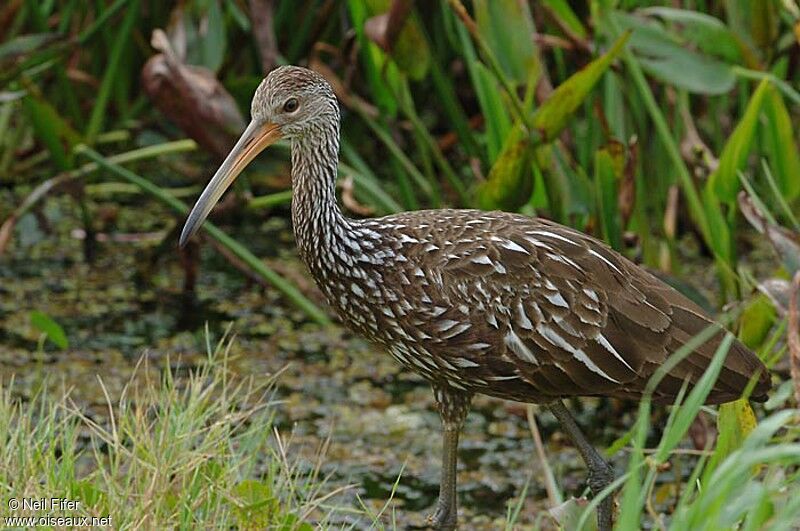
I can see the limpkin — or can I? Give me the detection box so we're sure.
[180,66,770,530]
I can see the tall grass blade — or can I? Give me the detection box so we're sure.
[85,0,139,143]
[708,79,769,202]
[653,334,734,462]
[760,88,800,201]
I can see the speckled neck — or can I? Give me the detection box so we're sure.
[290,122,352,275]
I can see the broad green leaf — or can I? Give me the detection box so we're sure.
[709,79,770,202]
[531,31,630,142]
[70,479,104,507]
[545,141,593,222]
[643,7,742,63]
[594,142,625,250]
[738,294,776,349]
[725,0,764,69]
[760,86,800,200]
[475,124,532,210]
[30,310,69,349]
[613,11,735,94]
[474,0,539,84]
[454,19,511,163]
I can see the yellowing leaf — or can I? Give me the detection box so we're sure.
[714,399,758,464]
[363,0,431,80]
[390,14,431,80]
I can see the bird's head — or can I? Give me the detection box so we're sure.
[251,65,338,139]
[179,66,337,247]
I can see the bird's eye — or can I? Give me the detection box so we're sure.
[283,98,299,113]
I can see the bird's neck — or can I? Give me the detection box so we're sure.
[290,125,352,274]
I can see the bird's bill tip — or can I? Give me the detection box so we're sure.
[179,120,282,248]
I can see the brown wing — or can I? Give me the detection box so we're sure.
[384,211,770,404]
[523,219,769,404]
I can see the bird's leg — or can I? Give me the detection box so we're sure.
[428,385,472,530]
[547,400,615,531]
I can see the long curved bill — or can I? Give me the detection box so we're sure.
[179,120,282,247]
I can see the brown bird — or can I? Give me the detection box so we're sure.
[180,66,770,530]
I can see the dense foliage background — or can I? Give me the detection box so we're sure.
[1,1,800,529]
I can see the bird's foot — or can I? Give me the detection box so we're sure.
[427,502,457,530]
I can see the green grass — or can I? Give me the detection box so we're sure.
[0,330,340,529]
[1,326,797,529]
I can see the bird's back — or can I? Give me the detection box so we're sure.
[319,209,769,405]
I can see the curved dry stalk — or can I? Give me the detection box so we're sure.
[526,404,561,507]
